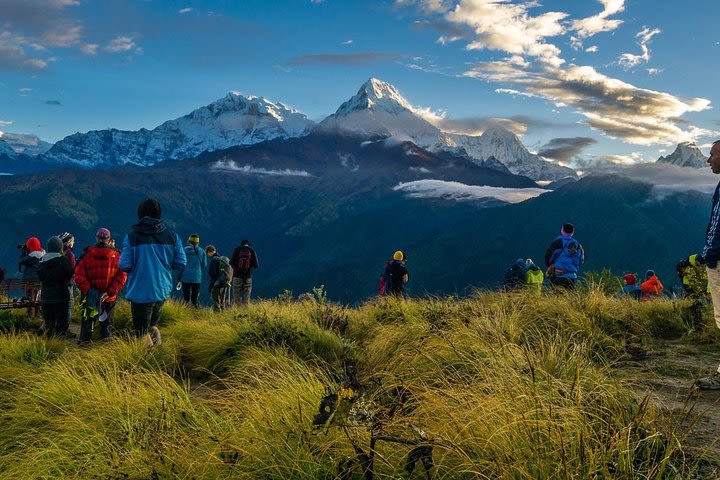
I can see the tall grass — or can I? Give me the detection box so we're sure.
[0,288,708,479]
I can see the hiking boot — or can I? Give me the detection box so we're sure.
[150,326,162,346]
[696,372,720,390]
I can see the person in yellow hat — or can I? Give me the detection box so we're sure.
[379,250,409,297]
[179,234,207,307]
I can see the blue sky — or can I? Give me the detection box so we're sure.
[1,0,719,166]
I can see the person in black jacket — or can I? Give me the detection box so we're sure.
[230,239,259,305]
[695,140,720,389]
[37,236,74,337]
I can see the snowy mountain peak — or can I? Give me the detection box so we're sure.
[480,124,523,145]
[43,92,315,167]
[334,78,414,116]
[0,138,16,157]
[0,132,52,156]
[657,142,708,168]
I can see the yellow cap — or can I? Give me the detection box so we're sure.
[689,254,698,267]
[393,250,404,261]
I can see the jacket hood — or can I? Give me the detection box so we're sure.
[29,250,45,260]
[40,252,62,263]
[132,217,166,235]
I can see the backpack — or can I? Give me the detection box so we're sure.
[217,257,233,286]
[551,237,582,278]
[235,249,253,276]
[378,261,394,296]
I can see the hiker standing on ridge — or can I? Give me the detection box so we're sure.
[179,234,206,307]
[230,239,259,305]
[75,228,127,344]
[37,236,74,337]
[58,232,77,335]
[120,199,186,346]
[544,223,585,290]
[692,140,720,389]
[207,245,233,311]
[19,236,44,317]
[379,251,409,297]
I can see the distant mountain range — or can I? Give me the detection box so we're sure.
[1,78,578,181]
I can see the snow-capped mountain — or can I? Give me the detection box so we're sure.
[0,132,52,156]
[43,93,315,167]
[318,78,443,147]
[449,127,576,182]
[657,142,708,168]
[0,139,16,157]
[318,78,575,181]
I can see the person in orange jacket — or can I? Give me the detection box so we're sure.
[640,269,664,301]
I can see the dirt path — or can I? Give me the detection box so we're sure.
[620,341,720,476]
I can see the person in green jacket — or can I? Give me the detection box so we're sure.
[524,259,544,294]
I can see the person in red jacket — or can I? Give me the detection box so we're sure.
[75,228,127,344]
[640,269,664,301]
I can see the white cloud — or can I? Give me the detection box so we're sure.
[80,43,98,55]
[394,179,549,203]
[646,67,662,75]
[0,120,13,126]
[570,36,583,51]
[495,88,537,98]
[23,58,48,68]
[179,7,192,14]
[466,60,713,146]
[589,163,718,197]
[18,87,32,95]
[342,39,353,45]
[618,26,661,69]
[105,35,140,53]
[572,0,625,38]
[585,45,598,53]
[211,160,312,177]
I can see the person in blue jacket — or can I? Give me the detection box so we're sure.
[120,198,186,346]
[544,223,585,290]
[179,234,207,307]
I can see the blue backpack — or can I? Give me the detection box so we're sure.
[378,261,395,296]
[550,236,583,278]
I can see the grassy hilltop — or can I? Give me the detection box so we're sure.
[0,288,718,479]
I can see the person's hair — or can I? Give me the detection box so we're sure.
[562,223,575,234]
[240,239,250,246]
[206,245,216,254]
[713,140,720,146]
[137,198,162,219]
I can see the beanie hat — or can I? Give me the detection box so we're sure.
[393,250,404,261]
[25,237,42,253]
[205,244,216,254]
[46,236,63,254]
[188,234,200,245]
[58,232,74,244]
[516,258,525,266]
[561,223,575,236]
[240,239,250,247]
[137,198,162,219]
[623,273,637,286]
[96,228,111,241]
[645,270,655,279]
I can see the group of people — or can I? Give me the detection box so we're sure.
[5,141,720,392]
[13,198,259,346]
[504,223,584,292]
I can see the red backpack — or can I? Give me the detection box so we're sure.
[235,249,253,276]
